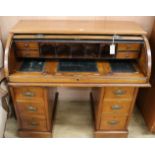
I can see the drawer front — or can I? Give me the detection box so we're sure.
[13,87,44,102]
[117,43,140,51]
[116,51,139,59]
[21,118,47,131]
[16,102,45,117]
[104,87,134,100]
[102,100,131,115]
[100,115,127,130]
[15,42,39,49]
[17,50,39,57]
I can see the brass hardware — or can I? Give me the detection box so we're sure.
[29,121,38,127]
[36,34,44,38]
[27,106,37,112]
[111,105,122,110]
[24,43,29,48]
[23,91,35,97]
[127,44,131,49]
[113,89,126,96]
[108,120,119,125]
[125,54,129,58]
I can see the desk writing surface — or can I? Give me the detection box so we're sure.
[11,20,146,35]
[9,61,146,85]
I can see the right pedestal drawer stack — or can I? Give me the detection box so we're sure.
[92,87,138,138]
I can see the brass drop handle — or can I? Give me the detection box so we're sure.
[29,121,38,127]
[24,43,29,48]
[27,106,37,112]
[127,44,131,49]
[23,91,35,97]
[108,120,119,125]
[113,89,126,96]
[111,105,122,110]
[125,53,130,58]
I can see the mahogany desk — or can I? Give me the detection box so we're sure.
[4,20,151,137]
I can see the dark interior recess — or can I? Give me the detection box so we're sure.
[39,43,115,59]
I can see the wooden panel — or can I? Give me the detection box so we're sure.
[91,88,103,129]
[102,100,131,115]
[137,21,155,132]
[20,117,47,131]
[15,41,39,49]
[13,87,44,102]
[104,87,135,100]
[100,115,127,130]
[117,43,141,51]
[116,51,139,59]
[18,130,52,138]
[16,101,46,117]
[17,50,39,57]
[94,130,128,138]
[11,20,146,35]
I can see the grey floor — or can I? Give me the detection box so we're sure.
[4,101,155,138]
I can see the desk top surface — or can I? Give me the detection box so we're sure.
[11,20,146,35]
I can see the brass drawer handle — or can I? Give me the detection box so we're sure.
[24,43,29,48]
[111,105,122,110]
[127,44,131,49]
[27,106,37,112]
[113,89,126,96]
[29,121,38,127]
[108,120,119,125]
[23,91,35,97]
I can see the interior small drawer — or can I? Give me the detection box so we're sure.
[17,50,39,57]
[104,87,135,100]
[16,101,46,117]
[116,51,139,59]
[13,87,44,102]
[20,118,47,131]
[117,43,141,51]
[100,115,127,130]
[102,100,131,115]
[15,41,39,49]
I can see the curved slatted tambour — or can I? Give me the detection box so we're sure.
[4,33,13,77]
[142,35,152,81]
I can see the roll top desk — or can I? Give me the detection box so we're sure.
[4,20,151,137]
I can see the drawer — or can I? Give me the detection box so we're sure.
[15,41,39,49]
[117,43,140,51]
[17,50,39,57]
[100,115,127,130]
[116,51,139,59]
[16,101,45,117]
[102,100,131,115]
[104,87,134,100]
[13,87,44,102]
[21,118,47,131]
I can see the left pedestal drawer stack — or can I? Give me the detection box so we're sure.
[10,86,57,138]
